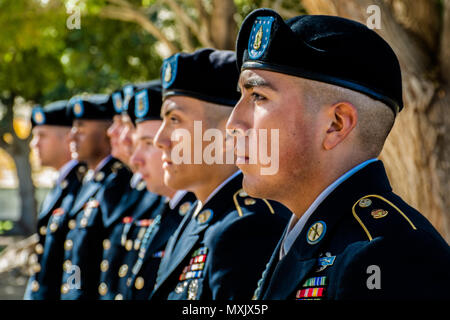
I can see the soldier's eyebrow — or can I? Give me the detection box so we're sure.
[161,104,183,118]
[242,76,276,91]
[139,135,155,141]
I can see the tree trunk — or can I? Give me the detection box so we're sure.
[11,140,36,236]
[210,0,237,50]
[0,96,37,236]
[301,0,450,242]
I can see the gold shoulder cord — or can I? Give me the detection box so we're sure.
[232,190,244,217]
[352,194,417,241]
[233,189,275,217]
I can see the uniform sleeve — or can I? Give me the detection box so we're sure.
[206,210,286,300]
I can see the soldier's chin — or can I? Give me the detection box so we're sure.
[163,169,184,191]
[241,173,263,198]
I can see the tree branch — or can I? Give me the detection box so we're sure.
[384,0,441,53]
[194,0,211,44]
[100,5,179,54]
[175,17,196,52]
[162,0,215,48]
[271,0,304,19]
[440,0,450,82]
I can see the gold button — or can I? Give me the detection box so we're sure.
[95,171,105,182]
[63,260,72,272]
[31,280,39,292]
[29,253,38,264]
[80,217,88,228]
[61,283,69,294]
[244,198,256,205]
[118,264,128,278]
[32,263,41,273]
[114,294,123,300]
[239,190,248,197]
[359,198,372,208]
[135,277,144,290]
[68,219,76,230]
[100,260,109,272]
[49,222,58,232]
[61,180,68,189]
[125,239,133,251]
[103,239,111,250]
[39,226,47,236]
[35,243,44,255]
[84,207,92,216]
[98,282,108,296]
[64,239,73,251]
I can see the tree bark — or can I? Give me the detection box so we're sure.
[10,139,36,236]
[301,0,450,242]
[210,0,237,50]
[0,96,37,236]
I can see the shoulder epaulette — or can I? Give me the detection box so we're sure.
[352,194,417,241]
[232,188,275,217]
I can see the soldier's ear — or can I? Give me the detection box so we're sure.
[322,102,358,151]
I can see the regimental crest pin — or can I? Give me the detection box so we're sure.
[72,99,84,118]
[248,16,274,59]
[112,92,123,113]
[32,107,46,125]
[123,85,134,109]
[162,53,179,89]
[371,208,388,219]
[135,89,149,118]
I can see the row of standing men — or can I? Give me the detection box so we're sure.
[25,7,450,300]
[25,49,291,300]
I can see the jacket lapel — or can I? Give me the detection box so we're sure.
[154,172,245,295]
[68,181,101,216]
[262,161,393,299]
[144,202,177,256]
[38,185,63,221]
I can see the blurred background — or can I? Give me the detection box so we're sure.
[0,0,448,299]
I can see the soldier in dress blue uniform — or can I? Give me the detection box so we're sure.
[150,48,291,300]
[114,80,196,299]
[227,8,450,300]
[24,101,86,299]
[97,82,169,300]
[60,94,132,299]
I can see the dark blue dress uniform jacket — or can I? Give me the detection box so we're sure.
[150,173,291,300]
[97,178,163,300]
[256,160,450,300]
[24,161,86,299]
[122,192,196,300]
[60,157,132,300]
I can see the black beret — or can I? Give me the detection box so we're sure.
[109,83,137,116]
[31,100,71,128]
[109,90,125,116]
[67,94,115,121]
[161,48,240,107]
[127,80,163,125]
[236,8,403,114]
